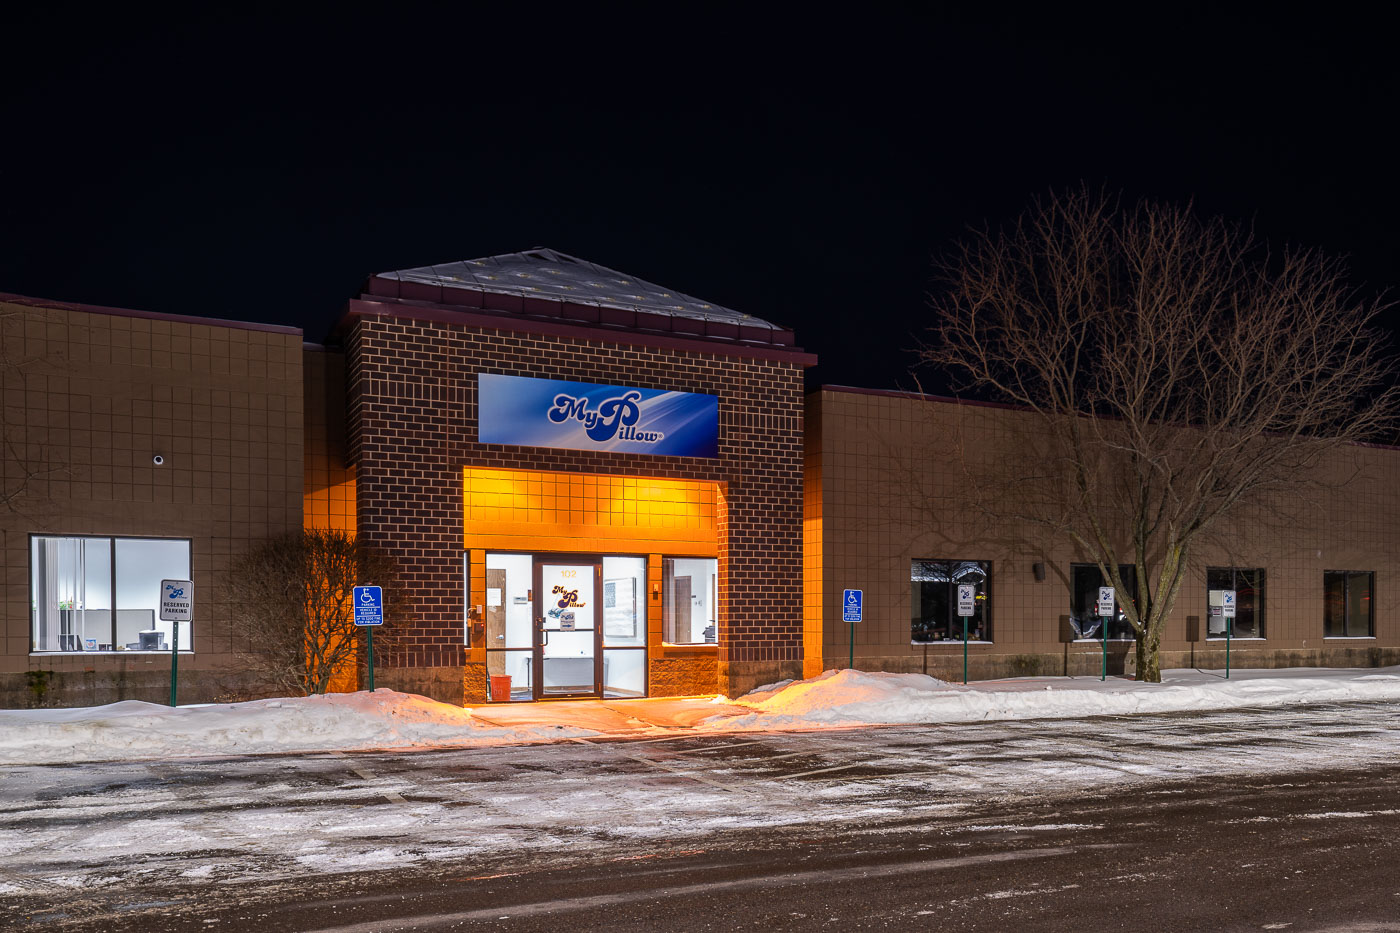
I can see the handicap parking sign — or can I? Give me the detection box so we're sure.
[353,586,384,626]
[843,589,863,623]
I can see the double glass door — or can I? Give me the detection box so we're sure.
[483,552,649,701]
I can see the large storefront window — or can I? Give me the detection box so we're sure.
[1070,564,1138,640]
[1207,567,1265,638]
[911,560,990,643]
[663,558,717,645]
[1324,571,1373,638]
[31,535,192,652]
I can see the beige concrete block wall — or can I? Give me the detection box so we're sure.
[810,387,1400,676]
[0,297,303,701]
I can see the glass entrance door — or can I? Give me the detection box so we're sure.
[534,560,601,698]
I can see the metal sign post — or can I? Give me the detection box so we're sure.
[160,579,193,707]
[1222,589,1236,680]
[957,584,976,684]
[353,585,385,692]
[1097,586,1115,682]
[843,590,863,670]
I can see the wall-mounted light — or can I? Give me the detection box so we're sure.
[652,582,661,600]
[1032,561,1046,582]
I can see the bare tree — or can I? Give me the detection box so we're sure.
[920,190,1400,682]
[227,529,410,696]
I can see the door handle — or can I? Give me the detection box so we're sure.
[537,616,548,647]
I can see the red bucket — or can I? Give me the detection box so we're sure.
[489,675,513,702]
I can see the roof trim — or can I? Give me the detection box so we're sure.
[364,247,796,348]
[361,282,797,348]
[341,299,818,366]
[0,291,303,336]
[815,384,1027,413]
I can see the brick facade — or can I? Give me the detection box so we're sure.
[344,303,809,700]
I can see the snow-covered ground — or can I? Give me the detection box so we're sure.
[714,665,1400,729]
[0,690,597,765]
[3,667,1400,899]
[4,666,1400,764]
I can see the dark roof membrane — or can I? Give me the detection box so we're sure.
[367,247,795,347]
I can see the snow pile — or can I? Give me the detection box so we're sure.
[0,689,596,764]
[710,667,1400,730]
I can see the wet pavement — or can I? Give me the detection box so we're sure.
[4,699,1400,930]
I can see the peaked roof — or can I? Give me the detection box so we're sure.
[362,247,797,348]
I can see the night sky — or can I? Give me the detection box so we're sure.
[4,9,1397,393]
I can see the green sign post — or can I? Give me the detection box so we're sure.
[957,584,975,685]
[843,589,862,670]
[1097,586,1114,682]
[1223,588,1235,680]
[170,619,179,707]
[353,585,384,692]
[159,579,193,708]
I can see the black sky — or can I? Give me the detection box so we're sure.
[4,8,1398,393]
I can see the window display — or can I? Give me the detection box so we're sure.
[1070,564,1138,640]
[911,560,990,643]
[1206,567,1265,638]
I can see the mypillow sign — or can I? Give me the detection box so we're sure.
[479,374,719,458]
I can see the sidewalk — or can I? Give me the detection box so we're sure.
[464,695,746,736]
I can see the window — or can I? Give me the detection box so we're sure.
[603,556,648,697]
[1070,564,1138,640]
[663,557,717,645]
[31,536,192,652]
[1324,571,1373,638]
[1206,567,1265,639]
[911,560,990,643]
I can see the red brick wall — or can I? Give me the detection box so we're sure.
[345,313,805,682]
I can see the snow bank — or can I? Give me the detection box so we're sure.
[709,667,1400,730]
[0,689,596,765]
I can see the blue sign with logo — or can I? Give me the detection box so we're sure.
[843,589,863,623]
[353,586,384,626]
[478,374,719,458]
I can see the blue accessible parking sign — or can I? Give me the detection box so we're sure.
[353,586,383,626]
[843,589,863,623]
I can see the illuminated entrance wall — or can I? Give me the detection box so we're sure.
[345,305,810,703]
[463,468,720,697]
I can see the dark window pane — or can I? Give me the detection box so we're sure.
[1070,563,1137,639]
[1235,569,1264,638]
[1323,572,1346,638]
[911,560,990,642]
[1348,572,1373,637]
[1207,567,1265,639]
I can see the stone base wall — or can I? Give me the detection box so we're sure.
[463,662,489,704]
[719,659,803,699]
[376,665,465,704]
[0,668,275,709]
[828,645,1400,682]
[650,655,719,697]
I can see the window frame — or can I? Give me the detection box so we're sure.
[1205,566,1266,640]
[1069,563,1139,641]
[30,534,194,654]
[910,559,992,645]
[661,556,718,647]
[1323,570,1375,639]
